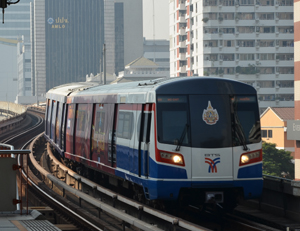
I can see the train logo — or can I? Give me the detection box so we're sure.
[205,157,220,173]
[202,101,219,125]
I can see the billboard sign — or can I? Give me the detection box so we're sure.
[287,120,300,140]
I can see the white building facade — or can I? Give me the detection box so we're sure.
[169,0,294,112]
[17,40,32,98]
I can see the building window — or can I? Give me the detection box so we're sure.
[258,40,275,47]
[277,67,294,74]
[257,81,274,88]
[262,130,267,137]
[276,81,293,88]
[276,12,293,20]
[257,13,274,20]
[258,94,275,101]
[268,130,273,138]
[262,130,272,138]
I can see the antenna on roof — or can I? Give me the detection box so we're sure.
[152,0,156,63]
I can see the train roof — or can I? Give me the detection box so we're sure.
[46,77,257,104]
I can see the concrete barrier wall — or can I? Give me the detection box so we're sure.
[0,102,27,135]
[0,101,26,114]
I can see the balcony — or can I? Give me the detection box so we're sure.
[179,28,186,35]
[178,16,186,23]
[178,2,186,10]
[179,66,186,73]
[179,41,186,47]
[179,53,186,60]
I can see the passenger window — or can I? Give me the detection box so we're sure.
[117,111,134,139]
[137,112,152,143]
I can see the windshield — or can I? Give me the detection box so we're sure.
[156,95,189,146]
[156,94,261,148]
[231,95,261,146]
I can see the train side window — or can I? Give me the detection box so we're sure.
[45,99,50,135]
[51,101,57,141]
[137,112,152,143]
[47,100,53,136]
[117,111,134,139]
[61,103,66,151]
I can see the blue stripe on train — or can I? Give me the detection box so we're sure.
[116,144,188,179]
[237,163,263,178]
[115,144,262,200]
[115,168,263,200]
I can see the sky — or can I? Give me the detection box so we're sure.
[143,0,169,40]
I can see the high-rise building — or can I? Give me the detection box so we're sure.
[169,0,294,113]
[0,0,32,42]
[31,0,143,97]
[143,39,170,74]
[16,39,32,100]
[104,0,143,75]
[31,0,105,97]
[0,0,32,102]
[294,0,300,180]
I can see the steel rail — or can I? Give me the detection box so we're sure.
[45,142,211,231]
[19,134,104,231]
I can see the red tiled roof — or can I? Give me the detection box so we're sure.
[271,107,294,121]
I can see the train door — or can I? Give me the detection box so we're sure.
[137,104,152,177]
[47,100,53,138]
[61,103,67,153]
[55,102,62,147]
[45,99,50,136]
[189,95,233,181]
[74,104,93,164]
[51,101,57,141]
[109,104,117,167]
[65,104,76,159]
[115,104,136,174]
[91,103,115,171]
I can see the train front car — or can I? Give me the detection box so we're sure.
[151,77,262,210]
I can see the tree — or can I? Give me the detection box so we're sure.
[262,142,294,179]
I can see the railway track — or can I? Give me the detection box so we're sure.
[1,108,285,231]
[34,135,284,231]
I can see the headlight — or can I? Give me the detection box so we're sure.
[173,155,183,164]
[240,150,262,166]
[241,155,250,164]
[159,151,185,166]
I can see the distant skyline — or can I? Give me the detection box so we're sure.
[143,0,169,40]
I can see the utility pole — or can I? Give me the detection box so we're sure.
[0,0,20,23]
[0,0,7,23]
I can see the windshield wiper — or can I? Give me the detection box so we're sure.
[232,100,249,151]
[175,124,189,151]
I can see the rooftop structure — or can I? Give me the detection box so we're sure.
[116,56,169,82]
[260,107,294,156]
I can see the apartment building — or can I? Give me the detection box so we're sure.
[294,0,300,180]
[169,0,294,113]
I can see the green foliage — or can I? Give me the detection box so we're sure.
[262,142,294,179]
